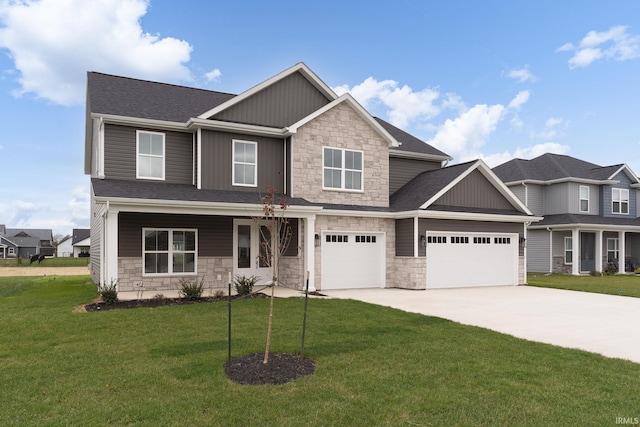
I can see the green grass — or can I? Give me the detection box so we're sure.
[528,273,640,298]
[0,257,89,267]
[1,276,639,426]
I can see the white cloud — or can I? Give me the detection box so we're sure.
[481,143,571,168]
[506,66,537,83]
[507,90,530,110]
[333,77,440,128]
[426,103,505,162]
[537,117,567,139]
[0,0,193,105]
[558,25,640,68]
[68,187,89,222]
[205,68,222,82]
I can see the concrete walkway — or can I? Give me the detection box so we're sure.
[320,286,640,364]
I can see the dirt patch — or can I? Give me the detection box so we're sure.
[0,267,89,277]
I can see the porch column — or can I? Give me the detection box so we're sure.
[595,230,603,274]
[104,208,119,289]
[303,215,316,292]
[572,228,580,275]
[619,231,626,273]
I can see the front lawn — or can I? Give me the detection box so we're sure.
[1,275,638,426]
[528,273,640,298]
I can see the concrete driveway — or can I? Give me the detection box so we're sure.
[321,286,640,364]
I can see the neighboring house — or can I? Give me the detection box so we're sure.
[85,62,537,295]
[493,153,640,275]
[0,225,55,258]
[57,229,91,257]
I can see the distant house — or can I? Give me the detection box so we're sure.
[57,229,91,257]
[0,225,55,258]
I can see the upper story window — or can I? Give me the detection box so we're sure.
[233,140,257,187]
[137,131,165,180]
[579,185,589,212]
[323,147,363,191]
[612,188,629,214]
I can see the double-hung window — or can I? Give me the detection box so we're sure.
[137,131,165,180]
[323,147,363,191]
[579,185,589,212]
[612,188,629,214]
[144,229,196,275]
[607,238,619,263]
[233,140,257,187]
[564,237,573,264]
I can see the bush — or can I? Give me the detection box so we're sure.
[604,262,618,276]
[98,280,119,305]
[233,275,259,296]
[179,277,205,300]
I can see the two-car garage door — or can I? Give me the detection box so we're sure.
[426,232,518,289]
[321,232,385,290]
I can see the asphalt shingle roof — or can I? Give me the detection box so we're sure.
[87,72,236,123]
[493,153,625,183]
[375,117,451,159]
[532,213,640,228]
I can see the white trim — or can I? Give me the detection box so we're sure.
[92,113,187,131]
[198,62,338,120]
[389,148,452,162]
[136,130,165,181]
[612,188,630,215]
[322,146,364,192]
[232,140,258,187]
[196,128,202,189]
[287,94,399,148]
[503,178,619,186]
[607,164,640,184]
[142,228,198,277]
[564,236,573,265]
[606,237,619,262]
[187,117,286,137]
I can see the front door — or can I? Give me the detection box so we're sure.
[580,232,596,272]
[234,220,273,284]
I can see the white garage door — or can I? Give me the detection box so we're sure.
[321,232,385,290]
[426,232,518,289]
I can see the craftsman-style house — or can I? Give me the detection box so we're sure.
[85,63,536,296]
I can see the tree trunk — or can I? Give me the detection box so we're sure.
[263,278,276,364]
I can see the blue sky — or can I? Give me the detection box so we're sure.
[1,0,640,236]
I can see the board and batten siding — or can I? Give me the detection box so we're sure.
[527,229,551,273]
[389,157,442,195]
[433,169,515,211]
[200,130,285,192]
[395,218,415,256]
[103,124,194,184]
[212,71,330,127]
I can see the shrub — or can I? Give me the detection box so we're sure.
[604,262,618,276]
[179,277,205,300]
[233,275,260,296]
[98,280,119,305]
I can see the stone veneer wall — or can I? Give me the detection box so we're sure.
[314,215,395,290]
[118,257,234,293]
[391,257,426,290]
[518,256,526,284]
[292,102,389,207]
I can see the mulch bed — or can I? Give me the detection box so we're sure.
[224,352,315,385]
[84,293,267,312]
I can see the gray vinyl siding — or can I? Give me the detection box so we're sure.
[602,172,636,218]
[433,169,515,211]
[118,212,234,257]
[543,182,570,215]
[527,229,550,273]
[389,157,441,194]
[567,182,598,215]
[395,218,415,256]
[509,184,526,206]
[89,197,105,285]
[418,218,524,256]
[212,71,331,127]
[551,231,571,258]
[118,213,298,258]
[200,130,285,192]
[527,184,544,216]
[103,124,193,184]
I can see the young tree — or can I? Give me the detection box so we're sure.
[258,186,292,364]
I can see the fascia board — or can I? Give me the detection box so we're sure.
[404,209,542,223]
[287,94,399,147]
[97,196,322,217]
[187,118,286,137]
[388,148,452,162]
[504,178,618,186]
[92,113,188,132]
[608,164,640,184]
[529,222,640,231]
[318,209,395,219]
[197,62,338,120]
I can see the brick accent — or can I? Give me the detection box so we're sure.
[292,102,389,207]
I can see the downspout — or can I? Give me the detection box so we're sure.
[547,227,553,274]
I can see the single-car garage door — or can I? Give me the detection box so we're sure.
[321,232,385,290]
[426,231,518,289]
